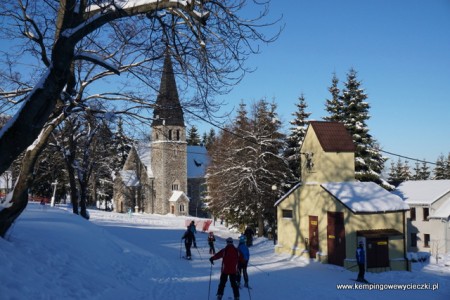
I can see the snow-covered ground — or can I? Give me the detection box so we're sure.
[1,202,449,300]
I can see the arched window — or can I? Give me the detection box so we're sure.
[176,130,180,141]
[179,204,184,212]
[168,129,173,140]
[172,179,180,190]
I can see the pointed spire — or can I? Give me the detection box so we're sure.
[152,49,185,127]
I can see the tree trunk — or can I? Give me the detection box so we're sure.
[0,113,65,237]
[258,214,264,238]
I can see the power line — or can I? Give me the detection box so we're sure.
[182,107,439,166]
[378,149,437,166]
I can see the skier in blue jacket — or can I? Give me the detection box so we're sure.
[356,241,366,282]
[237,235,250,288]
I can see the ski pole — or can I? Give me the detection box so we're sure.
[247,283,252,300]
[196,245,203,260]
[248,262,269,276]
[208,263,213,300]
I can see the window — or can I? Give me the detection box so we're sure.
[168,129,172,140]
[172,180,180,191]
[410,207,416,221]
[176,130,180,141]
[179,204,185,212]
[282,209,293,219]
[423,207,429,221]
[410,233,417,247]
[424,234,430,248]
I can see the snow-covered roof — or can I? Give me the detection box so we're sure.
[169,191,189,202]
[119,170,140,187]
[321,182,409,213]
[136,143,153,178]
[392,180,450,205]
[431,198,450,219]
[274,182,302,207]
[187,145,208,178]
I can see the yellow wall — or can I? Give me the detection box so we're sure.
[276,184,407,271]
[300,127,355,183]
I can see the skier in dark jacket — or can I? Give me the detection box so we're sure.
[208,231,216,254]
[356,241,366,282]
[209,237,244,300]
[189,220,197,248]
[237,235,250,288]
[244,226,254,247]
[182,226,195,260]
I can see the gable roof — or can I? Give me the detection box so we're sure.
[321,182,409,213]
[308,121,355,152]
[119,170,140,187]
[169,190,190,202]
[393,180,450,205]
[274,182,302,207]
[135,143,153,178]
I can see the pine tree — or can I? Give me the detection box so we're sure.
[339,69,389,189]
[434,155,446,179]
[400,160,412,181]
[202,128,216,149]
[186,125,201,146]
[445,153,450,179]
[388,159,403,187]
[324,73,343,122]
[419,161,431,180]
[284,94,311,180]
[114,117,133,169]
[413,160,430,180]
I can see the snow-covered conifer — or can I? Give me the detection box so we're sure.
[284,94,311,180]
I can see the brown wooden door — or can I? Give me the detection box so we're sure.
[309,216,319,259]
[327,212,346,266]
[367,238,389,268]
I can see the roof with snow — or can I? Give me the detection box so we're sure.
[135,143,153,178]
[321,182,409,213]
[119,170,140,187]
[308,121,355,153]
[274,182,302,207]
[187,145,208,178]
[169,191,189,202]
[392,180,450,205]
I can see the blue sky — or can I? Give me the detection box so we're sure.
[196,0,450,166]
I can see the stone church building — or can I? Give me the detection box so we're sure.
[112,53,208,216]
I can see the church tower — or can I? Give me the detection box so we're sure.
[151,52,187,215]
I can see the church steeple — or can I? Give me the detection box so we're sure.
[152,51,185,127]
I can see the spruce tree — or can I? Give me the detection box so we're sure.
[339,69,389,189]
[284,94,311,180]
[186,125,201,146]
[324,73,343,122]
[388,159,404,187]
[445,153,450,179]
[411,160,430,180]
[434,155,446,179]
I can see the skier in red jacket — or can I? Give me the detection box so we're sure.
[209,237,244,300]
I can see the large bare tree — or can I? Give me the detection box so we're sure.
[0,0,280,236]
[0,0,280,174]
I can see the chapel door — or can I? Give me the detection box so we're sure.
[367,238,389,268]
[327,212,346,266]
[309,216,319,259]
